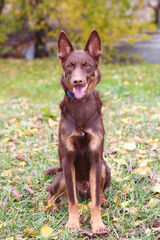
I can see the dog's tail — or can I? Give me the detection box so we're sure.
[46,166,62,175]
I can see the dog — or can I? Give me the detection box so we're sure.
[46,30,111,235]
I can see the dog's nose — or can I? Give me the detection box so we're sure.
[73,79,83,85]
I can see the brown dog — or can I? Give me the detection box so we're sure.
[46,30,111,234]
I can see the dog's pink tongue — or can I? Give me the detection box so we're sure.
[73,87,84,99]
[73,83,88,99]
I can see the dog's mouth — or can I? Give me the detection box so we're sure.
[73,82,89,99]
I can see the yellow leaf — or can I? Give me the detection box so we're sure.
[114,158,127,165]
[123,81,130,85]
[147,198,160,207]
[79,203,89,214]
[132,166,151,175]
[113,217,120,222]
[135,220,142,226]
[20,162,27,167]
[6,237,14,240]
[120,149,127,154]
[41,225,53,237]
[1,138,10,144]
[125,207,138,213]
[45,203,51,211]
[48,118,57,128]
[152,183,160,193]
[1,170,12,177]
[102,212,108,217]
[0,222,6,228]
[123,142,136,151]
[121,200,131,208]
[24,227,36,236]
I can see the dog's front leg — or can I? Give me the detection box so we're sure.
[90,151,107,234]
[62,151,80,231]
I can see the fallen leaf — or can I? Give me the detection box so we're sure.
[150,219,160,228]
[102,212,108,217]
[147,198,160,207]
[24,227,36,236]
[114,158,127,165]
[132,166,151,175]
[0,222,6,229]
[15,154,26,162]
[125,207,138,214]
[135,220,142,226]
[12,188,21,200]
[152,183,160,193]
[114,223,120,231]
[25,185,35,194]
[6,237,14,240]
[79,203,89,215]
[121,200,131,208]
[80,214,88,223]
[3,195,9,210]
[1,170,12,177]
[123,142,136,151]
[41,225,53,237]
[113,217,120,222]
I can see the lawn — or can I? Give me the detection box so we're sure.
[0,59,160,240]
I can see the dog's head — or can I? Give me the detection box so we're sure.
[58,30,102,99]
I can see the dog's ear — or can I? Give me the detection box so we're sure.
[58,31,74,64]
[84,30,102,64]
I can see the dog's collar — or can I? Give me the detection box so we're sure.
[65,90,75,98]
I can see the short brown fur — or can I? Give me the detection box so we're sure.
[46,30,111,235]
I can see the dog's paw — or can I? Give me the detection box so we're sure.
[66,220,80,232]
[91,220,107,235]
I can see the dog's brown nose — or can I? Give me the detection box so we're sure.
[73,79,83,85]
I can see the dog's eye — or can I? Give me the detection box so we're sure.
[67,64,72,69]
[85,64,91,69]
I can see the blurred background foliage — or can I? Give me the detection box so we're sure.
[0,0,158,60]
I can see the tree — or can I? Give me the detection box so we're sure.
[148,0,160,26]
[0,0,157,58]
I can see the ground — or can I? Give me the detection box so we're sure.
[0,59,160,240]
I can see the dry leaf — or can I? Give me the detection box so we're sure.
[121,200,131,208]
[150,219,160,228]
[12,188,21,200]
[102,212,108,217]
[132,166,151,175]
[24,227,36,236]
[114,158,127,165]
[0,222,6,229]
[25,185,35,194]
[79,203,89,215]
[6,237,14,240]
[147,198,160,207]
[135,220,142,226]
[41,225,53,237]
[3,195,9,210]
[123,142,136,151]
[152,183,160,193]
[1,170,12,177]
[15,154,26,162]
[125,207,138,214]
[113,217,120,222]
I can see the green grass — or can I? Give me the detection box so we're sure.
[0,59,160,239]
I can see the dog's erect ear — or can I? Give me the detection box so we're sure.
[57,31,74,63]
[84,30,102,64]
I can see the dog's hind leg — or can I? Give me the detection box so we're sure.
[48,171,66,213]
[100,160,111,207]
